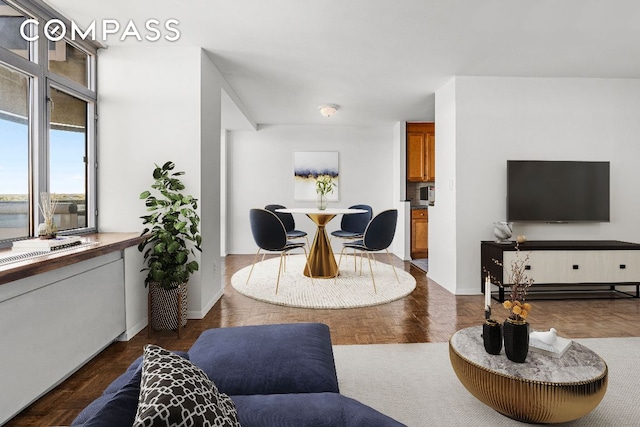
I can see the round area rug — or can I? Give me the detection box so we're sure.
[231,254,416,309]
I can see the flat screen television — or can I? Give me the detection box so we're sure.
[506,160,610,222]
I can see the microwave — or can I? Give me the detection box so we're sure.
[419,186,435,205]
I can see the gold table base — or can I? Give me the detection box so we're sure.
[304,213,338,278]
[449,341,608,424]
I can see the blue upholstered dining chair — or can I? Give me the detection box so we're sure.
[331,204,373,271]
[335,209,399,293]
[248,208,313,293]
[330,204,373,240]
[265,204,310,248]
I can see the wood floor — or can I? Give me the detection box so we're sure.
[7,254,640,426]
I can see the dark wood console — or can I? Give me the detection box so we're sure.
[481,240,640,301]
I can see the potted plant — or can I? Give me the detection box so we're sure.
[315,175,336,210]
[138,161,202,331]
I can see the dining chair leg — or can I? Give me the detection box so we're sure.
[385,249,400,283]
[275,252,285,294]
[353,248,358,271]
[335,247,348,285]
[366,252,377,293]
[302,247,314,285]
[246,248,262,285]
[337,246,345,270]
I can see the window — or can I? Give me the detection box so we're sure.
[49,87,89,231]
[0,0,99,243]
[49,40,88,87]
[0,0,30,60]
[0,64,29,240]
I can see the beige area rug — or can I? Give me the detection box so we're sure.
[333,337,640,427]
[231,254,416,309]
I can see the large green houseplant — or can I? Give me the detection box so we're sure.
[138,161,202,330]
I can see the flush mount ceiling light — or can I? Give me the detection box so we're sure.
[318,104,340,117]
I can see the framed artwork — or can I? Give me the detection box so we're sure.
[294,151,339,201]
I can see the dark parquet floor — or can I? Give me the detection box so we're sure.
[6,254,640,426]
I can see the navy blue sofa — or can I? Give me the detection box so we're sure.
[71,323,405,426]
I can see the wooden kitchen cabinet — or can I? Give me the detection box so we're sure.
[407,122,435,182]
[411,208,428,259]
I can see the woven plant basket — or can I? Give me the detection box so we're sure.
[149,281,188,331]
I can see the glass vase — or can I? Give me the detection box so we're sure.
[316,194,327,210]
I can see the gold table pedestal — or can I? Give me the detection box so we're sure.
[449,326,607,424]
[304,213,337,278]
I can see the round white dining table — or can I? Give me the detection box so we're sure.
[275,208,366,278]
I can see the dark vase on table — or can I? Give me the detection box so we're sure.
[503,317,529,363]
[482,319,502,355]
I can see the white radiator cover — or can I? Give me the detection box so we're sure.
[0,252,126,425]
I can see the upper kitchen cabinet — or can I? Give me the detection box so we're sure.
[407,122,435,182]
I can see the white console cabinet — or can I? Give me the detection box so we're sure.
[481,240,640,301]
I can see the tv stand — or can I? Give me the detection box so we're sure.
[481,240,640,301]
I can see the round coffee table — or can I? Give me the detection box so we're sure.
[449,326,608,424]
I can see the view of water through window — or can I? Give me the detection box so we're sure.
[0,92,87,240]
[0,64,29,240]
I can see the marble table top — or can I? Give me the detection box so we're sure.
[450,326,607,383]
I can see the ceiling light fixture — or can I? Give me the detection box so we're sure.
[318,104,340,117]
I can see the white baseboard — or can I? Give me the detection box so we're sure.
[117,289,225,341]
[117,318,148,341]
[187,288,224,319]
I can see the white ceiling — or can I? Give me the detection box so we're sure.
[44,0,640,127]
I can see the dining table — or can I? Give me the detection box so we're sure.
[275,207,367,278]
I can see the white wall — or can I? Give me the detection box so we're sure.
[98,46,202,233]
[392,121,411,260]
[198,51,224,316]
[97,46,225,322]
[226,125,399,255]
[432,76,640,295]
[429,78,458,293]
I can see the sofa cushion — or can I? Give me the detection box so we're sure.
[188,323,339,395]
[231,392,407,427]
[71,351,189,427]
[133,344,240,427]
[81,367,142,427]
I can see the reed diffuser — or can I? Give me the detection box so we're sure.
[39,192,58,239]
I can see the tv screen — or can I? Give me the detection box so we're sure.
[507,160,610,222]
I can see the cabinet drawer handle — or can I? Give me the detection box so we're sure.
[524,265,531,270]
[572,265,579,270]
[620,264,627,269]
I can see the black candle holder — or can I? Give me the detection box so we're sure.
[482,319,502,355]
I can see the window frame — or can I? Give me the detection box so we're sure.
[0,0,100,243]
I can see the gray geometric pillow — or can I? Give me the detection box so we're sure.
[133,344,240,427]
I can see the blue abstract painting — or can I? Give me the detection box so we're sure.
[294,151,339,201]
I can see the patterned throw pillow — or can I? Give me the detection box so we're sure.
[133,344,240,427]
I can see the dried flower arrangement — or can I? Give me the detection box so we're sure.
[39,192,59,238]
[488,244,534,321]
